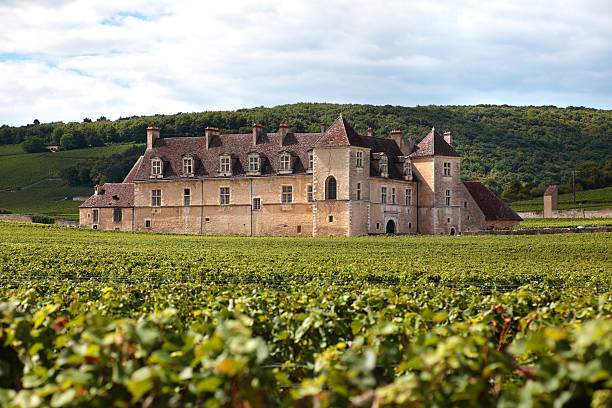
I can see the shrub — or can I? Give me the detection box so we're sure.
[22,136,46,153]
[31,214,54,224]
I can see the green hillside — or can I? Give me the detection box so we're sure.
[509,186,612,212]
[2,104,611,191]
[0,143,136,220]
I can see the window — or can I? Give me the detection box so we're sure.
[184,188,190,206]
[151,159,162,176]
[220,187,230,204]
[92,209,99,223]
[145,219,151,228]
[356,182,361,200]
[253,197,261,210]
[406,188,412,205]
[182,157,193,175]
[308,151,314,170]
[404,161,412,178]
[381,186,387,204]
[376,222,380,230]
[391,187,396,204]
[220,156,231,173]
[113,208,122,222]
[329,215,333,222]
[297,225,302,233]
[445,189,451,206]
[307,185,313,202]
[325,176,337,200]
[248,155,260,172]
[409,222,412,229]
[282,185,293,203]
[464,201,467,208]
[151,189,161,206]
[280,153,291,171]
[356,151,363,167]
[380,155,388,176]
[443,162,451,176]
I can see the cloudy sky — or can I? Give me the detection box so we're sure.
[0,0,610,126]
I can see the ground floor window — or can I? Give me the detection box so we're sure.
[145,219,151,228]
[92,209,99,222]
[113,208,122,222]
[253,197,261,210]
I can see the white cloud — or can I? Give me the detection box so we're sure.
[0,0,610,126]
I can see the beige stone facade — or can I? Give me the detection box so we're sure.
[80,116,521,235]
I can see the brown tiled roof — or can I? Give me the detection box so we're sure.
[410,128,460,158]
[314,114,369,148]
[123,155,143,183]
[129,115,410,181]
[544,185,558,196]
[80,183,134,208]
[463,181,522,221]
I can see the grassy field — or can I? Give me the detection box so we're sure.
[0,143,137,219]
[509,186,612,212]
[0,222,610,406]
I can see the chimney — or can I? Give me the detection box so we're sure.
[321,122,327,133]
[367,127,373,137]
[391,130,412,156]
[205,127,219,149]
[279,123,289,146]
[444,131,452,145]
[252,123,263,145]
[146,126,160,150]
[94,184,99,195]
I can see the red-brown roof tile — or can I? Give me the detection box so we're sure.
[463,181,522,221]
[411,128,460,158]
[80,183,134,208]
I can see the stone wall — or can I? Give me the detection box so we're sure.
[0,214,33,222]
[518,208,612,219]
[463,226,612,235]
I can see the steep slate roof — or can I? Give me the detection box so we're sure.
[129,115,412,181]
[410,128,460,158]
[80,183,134,208]
[463,181,522,221]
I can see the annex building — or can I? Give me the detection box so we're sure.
[79,115,521,236]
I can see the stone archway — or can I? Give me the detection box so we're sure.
[386,219,396,234]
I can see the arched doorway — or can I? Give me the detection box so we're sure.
[386,220,396,234]
[325,176,337,200]
[450,228,455,236]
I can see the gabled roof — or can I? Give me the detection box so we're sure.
[80,183,134,208]
[123,155,143,183]
[463,181,522,221]
[410,128,460,158]
[544,185,558,196]
[314,114,369,148]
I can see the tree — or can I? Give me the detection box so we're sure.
[60,131,86,150]
[22,136,46,153]
[501,179,522,201]
[33,119,40,125]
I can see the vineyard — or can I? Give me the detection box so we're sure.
[0,222,611,407]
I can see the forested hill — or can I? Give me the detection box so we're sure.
[1,103,610,191]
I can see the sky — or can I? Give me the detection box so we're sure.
[0,0,610,126]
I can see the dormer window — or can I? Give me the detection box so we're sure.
[278,151,293,174]
[307,150,314,172]
[182,156,193,176]
[151,157,162,178]
[403,160,412,180]
[219,154,232,176]
[248,153,260,174]
[379,154,388,178]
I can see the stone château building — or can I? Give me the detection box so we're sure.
[79,115,521,235]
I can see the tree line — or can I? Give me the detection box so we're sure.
[4,103,611,194]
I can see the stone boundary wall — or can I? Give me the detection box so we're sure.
[0,214,78,227]
[463,226,612,236]
[518,208,612,219]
